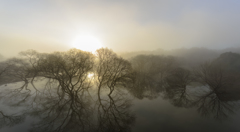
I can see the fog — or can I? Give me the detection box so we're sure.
[0,47,240,131]
[1,0,240,57]
[1,1,240,132]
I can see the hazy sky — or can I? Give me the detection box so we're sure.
[1,0,240,56]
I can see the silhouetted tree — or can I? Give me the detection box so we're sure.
[129,55,176,99]
[35,49,95,96]
[95,48,134,95]
[131,55,176,81]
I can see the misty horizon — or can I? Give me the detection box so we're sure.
[2,46,240,58]
[1,1,240,132]
[1,1,240,56]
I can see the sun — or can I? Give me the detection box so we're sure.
[71,34,103,52]
[87,73,94,79]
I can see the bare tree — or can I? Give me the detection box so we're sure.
[36,49,95,96]
[131,55,176,83]
[95,48,133,95]
[129,55,176,99]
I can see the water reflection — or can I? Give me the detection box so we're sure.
[128,72,162,100]
[192,87,238,120]
[0,110,25,129]
[97,90,135,132]
[29,81,93,132]
[0,79,135,132]
[129,55,176,100]
[128,63,240,122]
[0,50,240,131]
[163,68,194,108]
[192,63,240,120]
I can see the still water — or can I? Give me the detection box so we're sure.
[0,79,240,132]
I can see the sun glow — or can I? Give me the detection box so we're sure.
[87,73,94,79]
[71,34,103,52]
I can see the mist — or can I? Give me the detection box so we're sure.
[2,0,240,56]
[1,0,240,132]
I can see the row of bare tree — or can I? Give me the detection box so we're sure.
[0,48,136,131]
[0,48,133,96]
[0,48,238,95]
[0,48,240,126]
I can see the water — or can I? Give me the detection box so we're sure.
[0,78,240,132]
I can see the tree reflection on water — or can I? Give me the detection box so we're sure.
[0,49,240,131]
[0,48,135,131]
[0,78,136,132]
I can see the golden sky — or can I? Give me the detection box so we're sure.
[1,0,240,57]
